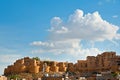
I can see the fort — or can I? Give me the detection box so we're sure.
[4,51,120,78]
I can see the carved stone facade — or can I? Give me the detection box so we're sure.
[4,52,120,75]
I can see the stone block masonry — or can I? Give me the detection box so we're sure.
[4,52,120,75]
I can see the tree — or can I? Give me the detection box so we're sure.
[9,74,20,80]
[32,57,40,61]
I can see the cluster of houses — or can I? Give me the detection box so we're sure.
[1,51,120,80]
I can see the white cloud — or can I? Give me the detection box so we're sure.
[30,41,54,47]
[98,0,117,6]
[31,39,102,60]
[55,27,69,34]
[112,15,118,18]
[49,9,119,41]
[115,34,120,39]
[30,9,120,62]
[49,17,63,32]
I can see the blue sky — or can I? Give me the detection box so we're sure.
[0,0,120,75]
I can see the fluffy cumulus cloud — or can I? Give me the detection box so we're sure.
[31,9,120,60]
[49,9,119,41]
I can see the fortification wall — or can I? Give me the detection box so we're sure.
[4,52,120,75]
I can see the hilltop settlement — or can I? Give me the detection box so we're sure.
[2,51,120,80]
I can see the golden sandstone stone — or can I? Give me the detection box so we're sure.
[50,66,59,72]
[4,52,120,75]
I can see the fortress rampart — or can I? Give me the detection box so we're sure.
[4,52,120,75]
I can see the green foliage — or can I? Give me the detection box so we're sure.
[112,72,117,77]
[32,57,40,61]
[9,74,19,79]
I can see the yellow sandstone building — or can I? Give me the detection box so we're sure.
[4,52,120,75]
